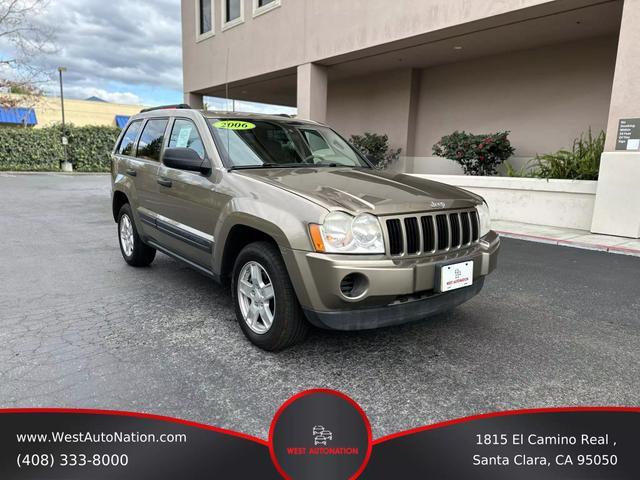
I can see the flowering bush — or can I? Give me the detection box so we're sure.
[432,131,515,176]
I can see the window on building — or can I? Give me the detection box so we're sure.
[168,119,205,159]
[137,119,169,162]
[118,121,143,156]
[198,0,213,38]
[253,0,280,17]
[223,0,243,28]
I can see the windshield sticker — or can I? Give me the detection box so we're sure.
[176,127,192,148]
[214,120,256,130]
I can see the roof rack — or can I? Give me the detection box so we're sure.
[140,104,192,113]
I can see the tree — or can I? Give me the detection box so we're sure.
[0,0,55,107]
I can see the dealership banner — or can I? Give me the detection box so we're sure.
[1,390,638,479]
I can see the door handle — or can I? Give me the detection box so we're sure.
[125,169,137,177]
[157,178,172,188]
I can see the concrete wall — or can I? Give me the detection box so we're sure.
[182,0,560,93]
[409,36,617,175]
[327,69,415,153]
[414,175,598,230]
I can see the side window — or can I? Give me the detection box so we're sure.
[136,119,169,162]
[168,119,205,159]
[118,121,142,156]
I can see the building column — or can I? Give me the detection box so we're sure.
[184,92,204,110]
[591,0,640,238]
[297,63,328,122]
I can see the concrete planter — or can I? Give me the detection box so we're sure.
[412,174,598,231]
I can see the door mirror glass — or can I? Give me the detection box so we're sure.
[163,148,211,174]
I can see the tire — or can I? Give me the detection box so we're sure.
[117,204,156,267]
[232,241,309,351]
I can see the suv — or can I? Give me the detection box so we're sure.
[111,106,500,351]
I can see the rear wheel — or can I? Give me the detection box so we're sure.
[117,204,156,267]
[232,241,309,351]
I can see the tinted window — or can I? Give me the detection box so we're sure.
[258,0,275,6]
[168,119,205,159]
[118,121,142,156]
[137,119,168,162]
[200,0,212,34]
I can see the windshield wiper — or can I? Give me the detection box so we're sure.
[229,163,302,170]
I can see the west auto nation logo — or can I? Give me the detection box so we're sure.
[313,425,333,446]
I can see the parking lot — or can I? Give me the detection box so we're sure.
[1,173,639,439]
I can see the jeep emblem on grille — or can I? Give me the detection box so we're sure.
[431,201,446,209]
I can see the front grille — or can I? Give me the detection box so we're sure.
[384,209,481,257]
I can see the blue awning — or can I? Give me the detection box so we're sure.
[115,115,130,128]
[0,107,37,126]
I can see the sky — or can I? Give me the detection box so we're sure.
[4,0,295,113]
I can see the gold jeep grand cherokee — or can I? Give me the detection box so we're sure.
[111,106,500,351]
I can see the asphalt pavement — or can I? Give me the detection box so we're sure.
[0,173,638,439]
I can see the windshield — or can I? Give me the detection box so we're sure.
[208,118,371,169]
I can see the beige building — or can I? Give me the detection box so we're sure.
[182,0,640,238]
[2,94,144,128]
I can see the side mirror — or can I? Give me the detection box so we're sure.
[163,148,211,174]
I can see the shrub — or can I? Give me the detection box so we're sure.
[529,129,604,180]
[432,131,515,176]
[0,124,121,172]
[350,132,401,170]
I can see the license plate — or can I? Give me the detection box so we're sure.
[438,261,473,292]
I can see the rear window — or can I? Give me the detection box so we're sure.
[136,119,168,162]
[117,120,142,156]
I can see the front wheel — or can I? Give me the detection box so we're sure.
[232,241,309,351]
[117,204,156,267]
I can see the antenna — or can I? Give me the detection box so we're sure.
[225,46,231,112]
[225,46,231,163]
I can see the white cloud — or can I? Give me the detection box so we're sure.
[29,0,183,101]
[64,86,142,105]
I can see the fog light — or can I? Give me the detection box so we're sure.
[340,273,368,299]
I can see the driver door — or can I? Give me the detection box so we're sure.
[153,117,218,271]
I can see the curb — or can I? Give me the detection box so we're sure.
[0,172,109,176]
[496,230,640,257]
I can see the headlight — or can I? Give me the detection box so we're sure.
[309,212,384,254]
[476,202,491,237]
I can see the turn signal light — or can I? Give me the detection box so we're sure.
[309,224,325,253]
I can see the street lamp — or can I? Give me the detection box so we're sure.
[58,66,72,172]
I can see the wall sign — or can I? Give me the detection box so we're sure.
[615,118,640,151]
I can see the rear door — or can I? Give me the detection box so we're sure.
[153,117,217,270]
[114,120,150,228]
[132,117,169,239]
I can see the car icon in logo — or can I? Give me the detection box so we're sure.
[313,425,333,446]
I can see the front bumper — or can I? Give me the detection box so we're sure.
[304,279,485,330]
[281,231,500,330]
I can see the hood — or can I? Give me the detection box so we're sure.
[235,167,481,215]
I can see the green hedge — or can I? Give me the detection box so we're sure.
[0,124,121,172]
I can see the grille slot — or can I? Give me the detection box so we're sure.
[436,215,449,250]
[421,216,435,252]
[404,217,420,254]
[470,210,480,241]
[461,211,471,244]
[386,219,404,255]
[385,208,480,257]
[449,213,461,248]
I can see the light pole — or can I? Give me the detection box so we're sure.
[58,66,72,172]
